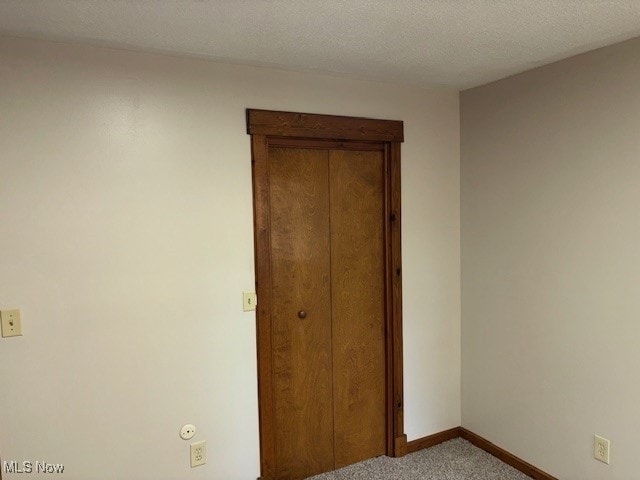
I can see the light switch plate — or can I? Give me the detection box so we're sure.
[1,309,23,337]
[243,291,257,312]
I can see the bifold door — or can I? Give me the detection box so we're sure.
[268,147,385,479]
[248,109,406,480]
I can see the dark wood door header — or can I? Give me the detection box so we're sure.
[247,109,404,142]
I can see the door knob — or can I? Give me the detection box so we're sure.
[298,310,307,319]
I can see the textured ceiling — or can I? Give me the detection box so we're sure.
[1,1,639,89]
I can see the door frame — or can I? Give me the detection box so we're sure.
[247,109,406,479]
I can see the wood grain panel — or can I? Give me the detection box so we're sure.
[247,109,404,142]
[269,147,334,479]
[389,141,406,456]
[251,134,277,477]
[329,150,386,468]
[268,137,385,152]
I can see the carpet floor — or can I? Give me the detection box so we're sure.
[306,438,531,480]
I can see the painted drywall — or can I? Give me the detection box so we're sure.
[461,37,640,479]
[0,36,460,479]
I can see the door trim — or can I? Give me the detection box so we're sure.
[247,109,403,142]
[247,109,406,479]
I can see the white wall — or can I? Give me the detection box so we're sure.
[0,36,460,479]
[461,37,640,479]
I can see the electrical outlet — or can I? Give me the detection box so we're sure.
[190,440,206,467]
[594,435,610,464]
[1,309,22,338]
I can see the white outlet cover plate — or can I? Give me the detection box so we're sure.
[190,440,206,467]
[594,434,610,464]
[180,424,196,440]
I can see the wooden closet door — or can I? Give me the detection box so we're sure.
[250,110,405,480]
[268,147,334,479]
[329,150,387,468]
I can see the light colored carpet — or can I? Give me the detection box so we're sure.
[306,438,531,480]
